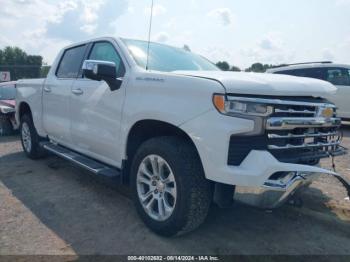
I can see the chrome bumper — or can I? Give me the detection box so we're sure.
[234,171,350,209]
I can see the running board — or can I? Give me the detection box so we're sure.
[40,142,121,181]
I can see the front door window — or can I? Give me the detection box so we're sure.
[88,42,125,78]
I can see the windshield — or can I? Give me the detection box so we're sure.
[0,84,16,100]
[122,39,219,72]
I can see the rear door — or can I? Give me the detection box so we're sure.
[43,44,88,146]
[69,41,127,167]
[325,68,350,119]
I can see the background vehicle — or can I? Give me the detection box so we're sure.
[15,38,348,236]
[267,62,350,120]
[0,81,17,136]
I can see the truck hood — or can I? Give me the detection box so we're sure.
[173,71,336,97]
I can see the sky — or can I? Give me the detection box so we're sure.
[1,0,350,69]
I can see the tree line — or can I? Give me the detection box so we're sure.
[0,46,46,80]
[0,46,286,81]
[215,61,286,73]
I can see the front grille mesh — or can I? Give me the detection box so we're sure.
[227,98,344,166]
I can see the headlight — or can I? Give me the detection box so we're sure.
[213,94,273,117]
[0,105,15,114]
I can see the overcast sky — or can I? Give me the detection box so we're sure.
[1,0,349,69]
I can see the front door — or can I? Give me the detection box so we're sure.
[70,41,127,167]
[43,44,87,146]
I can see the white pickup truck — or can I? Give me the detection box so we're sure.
[16,37,349,236]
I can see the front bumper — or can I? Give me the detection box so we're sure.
[234,170,350,209]
[224,149,350,209]
[180,109,348,209]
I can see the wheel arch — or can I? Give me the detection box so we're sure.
[123,119,204,184]
[18,102,32,120]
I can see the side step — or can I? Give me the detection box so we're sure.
[40,142,122,181]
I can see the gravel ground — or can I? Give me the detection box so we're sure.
[0,125,349,256]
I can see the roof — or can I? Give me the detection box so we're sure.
[267,62,350,73]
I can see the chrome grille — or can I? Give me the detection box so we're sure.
[267,100,341,153]
[274,108,316,116]
[226,96,345,166]
[272,105,317,118]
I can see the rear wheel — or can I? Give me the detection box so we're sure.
[131,136,212,236]
[20,114,46,159]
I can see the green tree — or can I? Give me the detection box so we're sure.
[230,65,241,72]
[216,61,241,72]
[245,63,286,72]
[40,65,51,78]
[0,46,43,81]
[246,63,265,72]
[216,61,230,71]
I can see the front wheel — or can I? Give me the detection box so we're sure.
[20,114,46,159]
[131,136,212,237]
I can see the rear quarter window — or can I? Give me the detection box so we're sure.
[326,68,350,86]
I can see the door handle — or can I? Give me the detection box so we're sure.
[43,86,51,93]
[72,88,84,95]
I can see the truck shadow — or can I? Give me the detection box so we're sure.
[0,134,20,144]
[341,122,350,133]
[1,151,350,255]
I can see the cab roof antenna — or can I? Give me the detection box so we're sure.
[146,0,154,71]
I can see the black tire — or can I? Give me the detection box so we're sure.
[0,115,14,136]
[20,114,46,159]
[131,136,212,237]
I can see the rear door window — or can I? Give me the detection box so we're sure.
[326,68,350,86]
[56,45,87,78]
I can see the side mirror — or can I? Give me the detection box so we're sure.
[82,60,123,91]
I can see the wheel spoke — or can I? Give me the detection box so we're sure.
[158,197,165,218]
[145,196,156,211]
[162,172,175,184]
[137,175,151,186]
[165,186,176,198]
[140,190,153,202]
[158,159,166,179]
[162,197,173,212]
[150,156,159,176]
[139,162,153,178]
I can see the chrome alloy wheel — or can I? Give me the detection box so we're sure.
[21,122,32,153]
[136,155,177,221]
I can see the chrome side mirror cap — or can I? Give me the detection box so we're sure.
[82,60,122,91]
